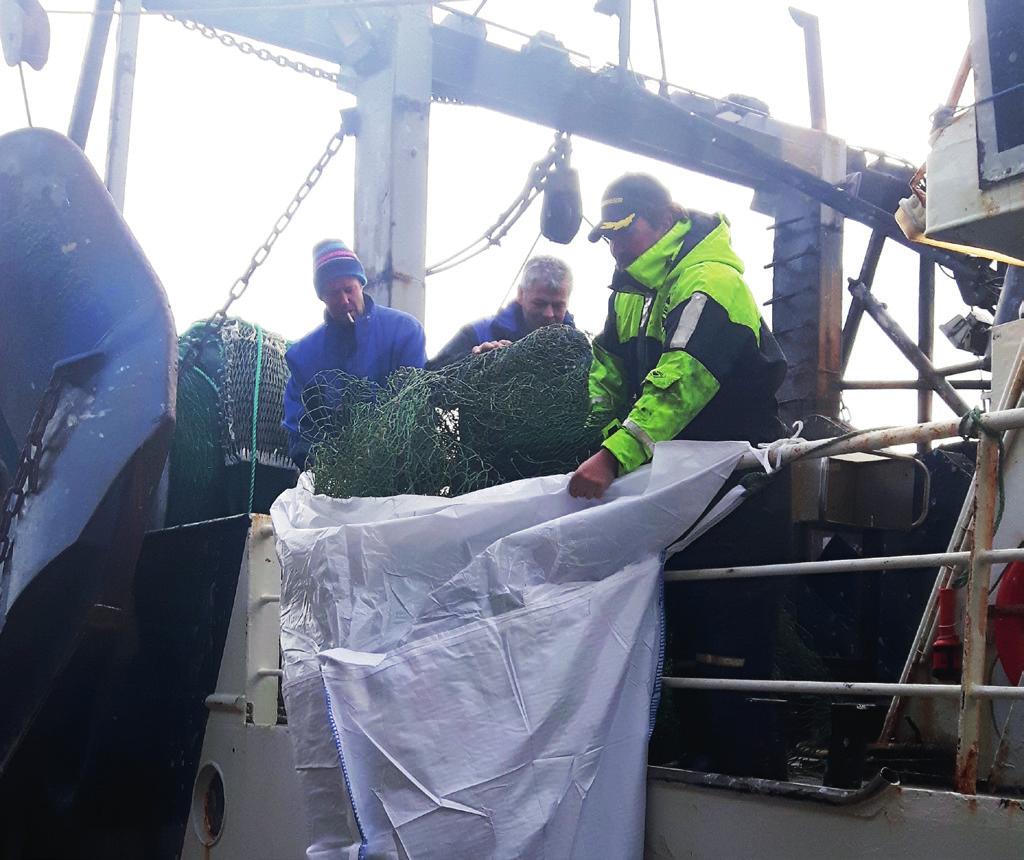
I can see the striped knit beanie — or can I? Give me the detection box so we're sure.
[313,239,367,294]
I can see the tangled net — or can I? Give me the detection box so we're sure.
[306,325,603,498]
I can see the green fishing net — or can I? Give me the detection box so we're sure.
[306,324,603,499]
[166,318,295,525]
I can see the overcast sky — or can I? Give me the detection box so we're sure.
[1,0,981,428]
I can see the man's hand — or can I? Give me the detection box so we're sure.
[569,447,619,499]
[471,339,513,355]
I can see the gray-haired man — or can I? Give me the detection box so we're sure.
[427,256,575,369]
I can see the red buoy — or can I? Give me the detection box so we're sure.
[994,561,1024,686]
[932,586,962,682]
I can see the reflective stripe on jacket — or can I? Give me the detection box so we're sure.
[589,212,786,474]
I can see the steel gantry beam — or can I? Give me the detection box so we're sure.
[142,2,992,416]
[427,22,986,280]
[143,3,993,268]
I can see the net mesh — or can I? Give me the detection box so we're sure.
[166,318,295,525]
[219,319,293,468]
[306,324,603,499]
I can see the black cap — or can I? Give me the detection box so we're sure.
[587,173,672,242]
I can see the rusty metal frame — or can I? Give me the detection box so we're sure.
[846,281,970,415]
[665,402,1024,795]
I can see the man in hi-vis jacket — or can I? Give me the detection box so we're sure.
[569,174,786,499]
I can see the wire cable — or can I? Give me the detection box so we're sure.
[436,3,593,64]
[955,81,1024,116]
[495,230,542,311]
[426,132,568,277]
[17,63,33,127]
[425,185,542,276]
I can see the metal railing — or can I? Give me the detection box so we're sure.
[662,397,1024,796]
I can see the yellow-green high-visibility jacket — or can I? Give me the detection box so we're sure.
[590,212,787,474]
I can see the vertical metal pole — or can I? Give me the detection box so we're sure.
[352,4,430,320]
[918,259,935,454]
[618,0,631,76]
[68,0,116,149]
[840,229,886,373]
[789,7,827,132]
[105,0,141,212]
[955,431,998,795]
[881,340,1024,744]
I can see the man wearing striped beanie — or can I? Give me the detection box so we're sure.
[283,239,427,468]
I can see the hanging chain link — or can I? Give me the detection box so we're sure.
[210,126,347,328]
[425,129,570,277]
[0,374,70,574]
[162,12,348,337]
[163,14,340,85]
[178,122,349,377]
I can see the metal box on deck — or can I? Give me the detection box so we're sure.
[790,453,917,530]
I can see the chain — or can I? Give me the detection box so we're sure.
[425,130,570,277]
[163,14,340,85]
[180,123,349,370]
[163,11,346,357]
[211,125,346,327]
[0,373,70,574]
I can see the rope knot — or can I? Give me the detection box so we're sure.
[959,406,1006,533]
[958,406,993,441]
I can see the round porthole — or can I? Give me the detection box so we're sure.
[191,762,226,847]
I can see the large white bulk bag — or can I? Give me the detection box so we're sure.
[272,441,750,859]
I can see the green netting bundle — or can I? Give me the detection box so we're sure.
[166,318,296,525]
[307,324,603,499]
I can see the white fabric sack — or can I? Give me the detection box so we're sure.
[272,440,751,859]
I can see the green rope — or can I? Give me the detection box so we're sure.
[248,324,264,514]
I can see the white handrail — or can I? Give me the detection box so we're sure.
[661,677,1024,700]
[665,547,1024,582]
[737,405,1024,470]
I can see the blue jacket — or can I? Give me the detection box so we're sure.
[283,295,426,466]
[426,303,576,370]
